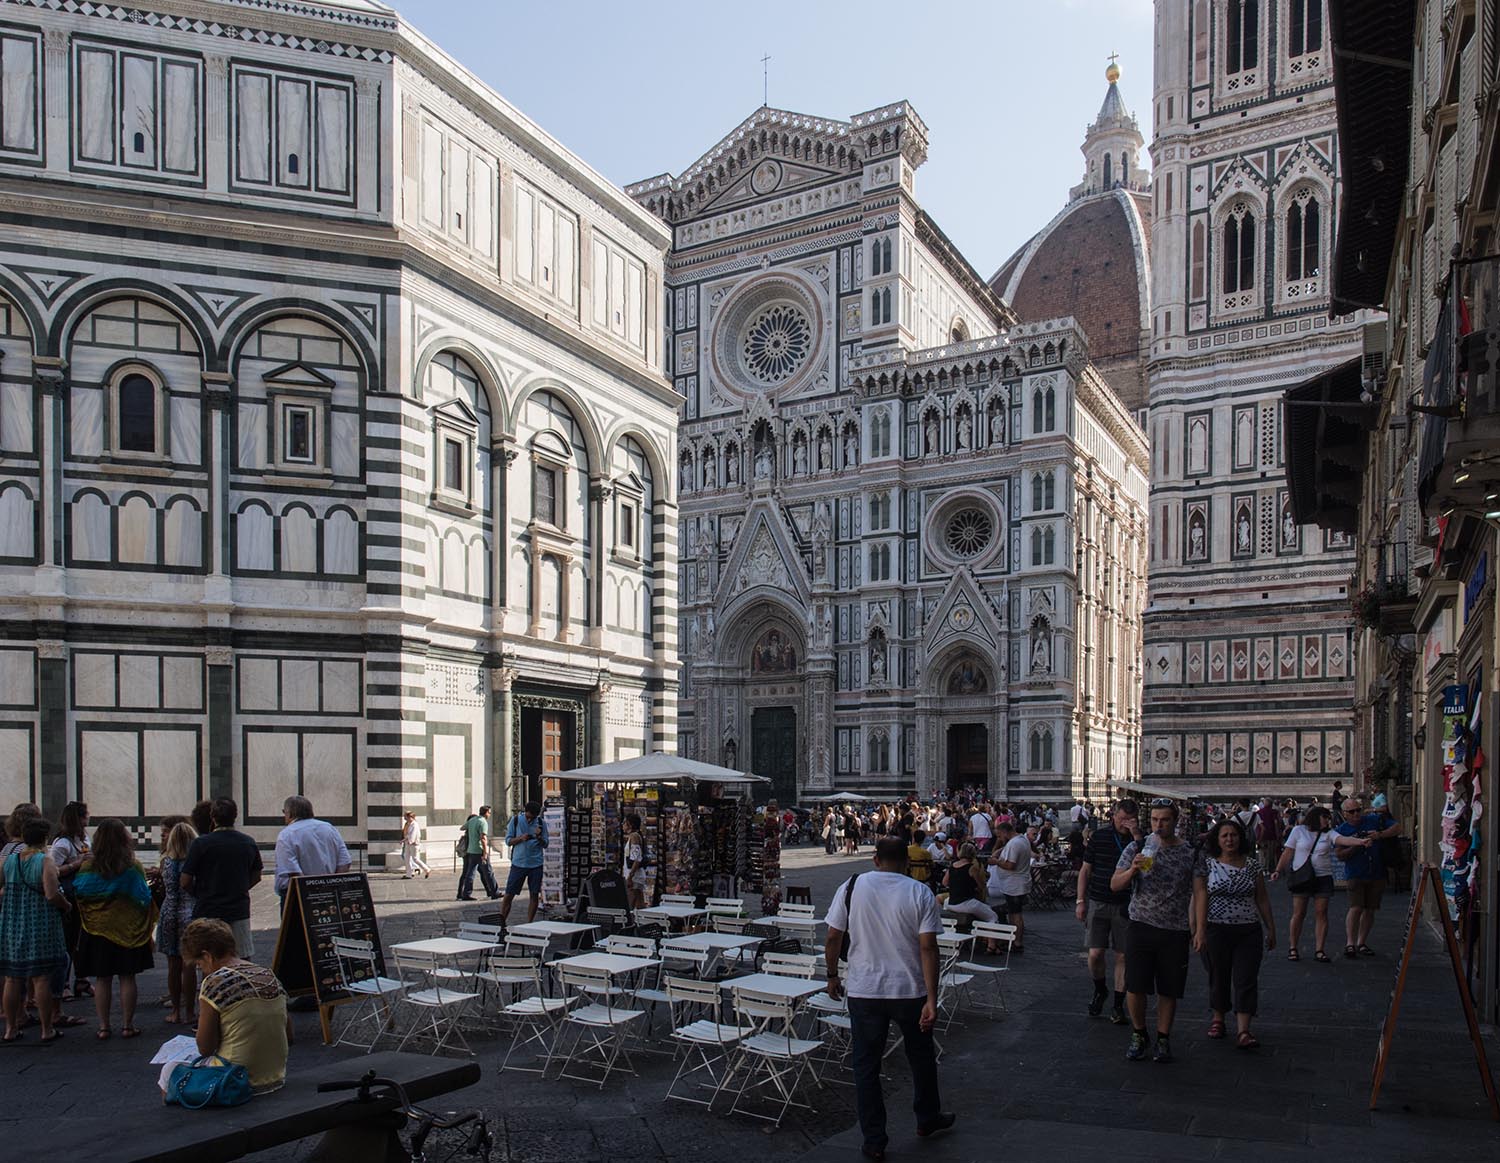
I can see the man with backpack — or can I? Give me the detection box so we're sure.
[455,806,500,901]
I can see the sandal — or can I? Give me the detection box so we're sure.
[95,1028,111,1041]
[1343,945,1358,958]
[73,981,94,998]
[53,1015,86,1028]
[1314,950,1332,963]
[1358,944,1375,957]
[1207,1019,1226,1039]
[1236,1031,1260,1050]
[1287,948,1301,961]
[39,1030,63,1045]
[120,1026,142,1039]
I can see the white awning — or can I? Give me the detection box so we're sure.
[555,752,770,785]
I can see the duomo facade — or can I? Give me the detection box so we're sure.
[630,105,1149,802]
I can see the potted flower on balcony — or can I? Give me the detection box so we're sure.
[1350,583,1381,629]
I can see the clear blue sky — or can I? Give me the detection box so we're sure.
[390,1,1155,276]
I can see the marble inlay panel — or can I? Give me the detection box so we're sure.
[170,399,201,465]
[245,731,297,817]
[0,648,33,707]
[324,510,358,575]
[236,505,273,570]
[303,732,353,816]
[0,383,32,452]
[432,733,465,810]
[144,730,197,816]
[163,656,203,711]
[118,654,161,709]
[282,508,317,573]
[0,484,33,560]
[118,495,156,564]
[282,658,318,712]
[71,492,111,562]
[238,657,278,712]
[80,729,139,816]
[163,499,202,569]
[0,727,31,806]
[330,411,358,477]
[70,388,104,458]
[237,402,266,469]
[74,652,116,707]
[322,661,359,714]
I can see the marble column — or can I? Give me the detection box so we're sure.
[37,639,66,814]
[588,478,611,649]
[493,664,517,814]
[33,358,65,569]
[206,645,233,800]
[588,677,610,766]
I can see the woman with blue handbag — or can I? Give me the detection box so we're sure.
[172,918,290,1096]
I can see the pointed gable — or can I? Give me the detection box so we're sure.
[718,501,810,605]
[921,567,1005,654]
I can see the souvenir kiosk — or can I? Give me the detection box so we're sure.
[548,754,773,911]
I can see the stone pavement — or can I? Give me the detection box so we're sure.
[3,845,1498,1161]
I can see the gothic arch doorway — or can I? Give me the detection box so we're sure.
[915,646,1005,799]
[718,604,807,803]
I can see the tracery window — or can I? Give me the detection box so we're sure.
[869,729,890,772]
[1226,0,1259,75]
[869,287,892,325]
[1190,220,1207,299]
[1031,470,1056,512]
[1030,526,1056,567]
[869,491,891,530]
[1289,0,1322,58]
[1285,189,1321,283]
[1221,202,1257,299]
[870,236,892,276]
[1029,726,1054,771]
[868,542,892,581]
[1031,384,1056,433]
[870,409,892,457]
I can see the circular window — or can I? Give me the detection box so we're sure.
[740,303,812,385]
[944,508,993,558]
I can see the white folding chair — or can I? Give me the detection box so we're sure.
[495,958,575,1073]
[706,897,747,919]
[759,952,819,979]
[664,978,754,1106]
[436,922,501,987]
[777,904,816,920]
[935,944,973,1033]
[329,936,404,1052]
[587,907,631,935]
[546,965,646,1088]
[391,947,480,1057]
[719,987,823,1127]
[956,922,1016,1016]
[660,893,697,906]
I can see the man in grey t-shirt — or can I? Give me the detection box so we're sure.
[1110,800,1199,1064]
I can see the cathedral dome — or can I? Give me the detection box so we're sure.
[990,65,1152,415]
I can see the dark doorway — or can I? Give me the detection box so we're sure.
[521,707,574,805]
[948,723,989,790]
[751,706,798,805]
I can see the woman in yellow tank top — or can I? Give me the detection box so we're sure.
[180,918,290,1094]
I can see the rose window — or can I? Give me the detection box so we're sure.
[944,508,993,558]
[740,303,812,384]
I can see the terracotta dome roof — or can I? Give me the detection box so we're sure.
[991,189,1152,413]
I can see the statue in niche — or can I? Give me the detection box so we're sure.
[1236,510,1251,554]
[1031,626,1052,675]
[703,456,717,488]
[988,405,1005,444]
[793,436,808,475]
[754,442,773,480]
[948,661,988,695]
[817,431,832,470]
[956,409,972,451]
[1189,513,1205,560]
[870,649,886,685]
[924,413,940,455]
[1281,506,1297,548]
[812,503,832,579]
[680,457,692,492]
[844,429,858,465]
[725,449,738,484]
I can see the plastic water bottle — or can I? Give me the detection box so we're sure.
[1140,833,1161,874]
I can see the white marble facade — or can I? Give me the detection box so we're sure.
[0,0,678,859]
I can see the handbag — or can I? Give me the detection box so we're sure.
[1287,831,1324,889]
[837,874,859,961]
[164,1055,253,1108]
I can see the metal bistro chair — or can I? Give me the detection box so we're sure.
[587,906,631,936]
[664,978,754,1106]
[783,884,813,907]
[759,952,819,979]
[495,957,575,1074]
[444,922,503,987]
[956,922,1017,1016]
[706,897,747,920]
[329,936,405,1052]
[546,965,647,1088]
[391,947,480,1058]
[719,987,824,1128]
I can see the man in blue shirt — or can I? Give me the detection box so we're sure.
[499,801,549,927]
[1332,798,1402,957]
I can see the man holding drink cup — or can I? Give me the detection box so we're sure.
[1110,799,1198,1063]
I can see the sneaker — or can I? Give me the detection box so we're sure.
[1110,1005,1128,1026]
[1088,991,1107,1018]
[1153,1035,1173,1063]
[1126,1030,1149,1061]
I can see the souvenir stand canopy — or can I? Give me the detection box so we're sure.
[551,754,774,910]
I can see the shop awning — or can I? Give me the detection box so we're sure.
[1109,778,1325,801]
[810,792,871,802]
[1284,356,1374,532]
[1107,779,1196,802]
[1328,0,1416,315]
[556,752,770,784]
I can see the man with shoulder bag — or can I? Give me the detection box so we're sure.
[825,838,954,1161]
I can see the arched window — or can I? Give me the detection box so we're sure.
[1032,385,1057,433]
[1121,152,1129,184]
[116,373,158,454]
[1190,220,1207,299]
[1286,191,1321,281]
[1222,204,1257,293]
[870,289,880,323]
[880,287,892,324]
[870,409,892,457]
[869,491,891,529]
[1227,0,1259,74]
[869,542,891,582]
[1193,0,1210,83]
[1289,0,1323,57]
[1030,470,1054,510]
[869,730,890,772]
[1029,726,1054,771]
[1043,527,1056,565]
[1103,153,1113,189]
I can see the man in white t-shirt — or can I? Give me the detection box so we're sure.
[988,819,1033,952]
[826,838,954,1160]
[969,807,994,854]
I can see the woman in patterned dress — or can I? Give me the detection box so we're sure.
[156,821,198,1025]
[1192,816,1276,1049]
[0,817,72,1043]
[180,918,290,1094]
[73,819,156,1040]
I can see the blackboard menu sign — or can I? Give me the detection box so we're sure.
[272,872,384,1044]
